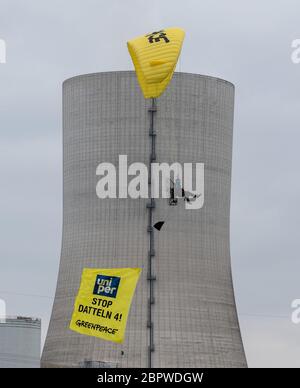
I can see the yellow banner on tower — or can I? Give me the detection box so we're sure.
[69,267,141,343]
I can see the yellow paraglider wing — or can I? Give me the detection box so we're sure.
[127,28,185,99]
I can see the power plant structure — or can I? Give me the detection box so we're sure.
[0,316,41,367]
[42,71,247,368]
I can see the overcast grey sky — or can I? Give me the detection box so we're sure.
[0,0,300,367]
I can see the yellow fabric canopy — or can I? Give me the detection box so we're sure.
[127,27,185,98]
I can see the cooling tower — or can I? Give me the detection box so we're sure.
[42,71,247,368]
[0,317,41,368]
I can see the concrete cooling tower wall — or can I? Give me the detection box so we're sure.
[42,71,247,368]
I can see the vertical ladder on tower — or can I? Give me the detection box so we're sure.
[146,98,157,368]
